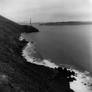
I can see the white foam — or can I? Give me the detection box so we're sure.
[42,59,58,68]
[22,42,34,62]
[22,42,58,68]
[70,69,92,92]
[19,34,24,41]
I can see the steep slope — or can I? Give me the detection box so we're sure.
[0,15,75,92]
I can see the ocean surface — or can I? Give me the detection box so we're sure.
[23,24,92,92]
[25,24,92,73]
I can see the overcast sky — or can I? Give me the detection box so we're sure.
[0,0,92,23]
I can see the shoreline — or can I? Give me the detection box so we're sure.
[22,34,92,92]
[0,15,92,92]
[0,15,76,92]
[22,26,92,92]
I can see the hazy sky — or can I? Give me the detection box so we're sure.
[0,0,92,23]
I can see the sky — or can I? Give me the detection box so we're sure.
[0,0,92,23]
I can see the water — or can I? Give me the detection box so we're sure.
[23,24,92,92]
[25,24,92,73]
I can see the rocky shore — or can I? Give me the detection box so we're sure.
[0,15,75,92]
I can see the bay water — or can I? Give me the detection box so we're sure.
[24,24,92,73]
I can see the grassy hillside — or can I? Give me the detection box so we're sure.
[0,15,75,92]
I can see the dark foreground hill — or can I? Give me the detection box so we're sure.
[0,15,75,92]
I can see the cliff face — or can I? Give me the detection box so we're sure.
[0,15,75,92]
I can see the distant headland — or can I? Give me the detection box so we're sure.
[39,21,92,26]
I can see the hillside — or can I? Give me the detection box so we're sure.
[0,15,75,92]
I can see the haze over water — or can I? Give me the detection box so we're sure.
[25,24,92,73]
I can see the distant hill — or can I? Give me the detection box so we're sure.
[0,15,75,92]
[40,21,92,26]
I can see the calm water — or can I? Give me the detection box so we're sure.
[25,24,92,73]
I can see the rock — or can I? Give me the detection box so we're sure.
[21,25,39,33]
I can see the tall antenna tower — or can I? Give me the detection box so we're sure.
[30,17,32,25]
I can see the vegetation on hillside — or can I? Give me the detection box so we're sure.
[0,15,75,92]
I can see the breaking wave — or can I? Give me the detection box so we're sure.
[70,69,92,92]
[22,41,58,68]
[22,38,92,92]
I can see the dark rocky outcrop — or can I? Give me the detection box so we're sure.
[0,15,75,92]
[21,25,39,33]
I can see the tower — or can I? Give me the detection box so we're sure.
[30,17,32,25]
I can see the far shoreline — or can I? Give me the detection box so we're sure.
[39,21,92,26]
